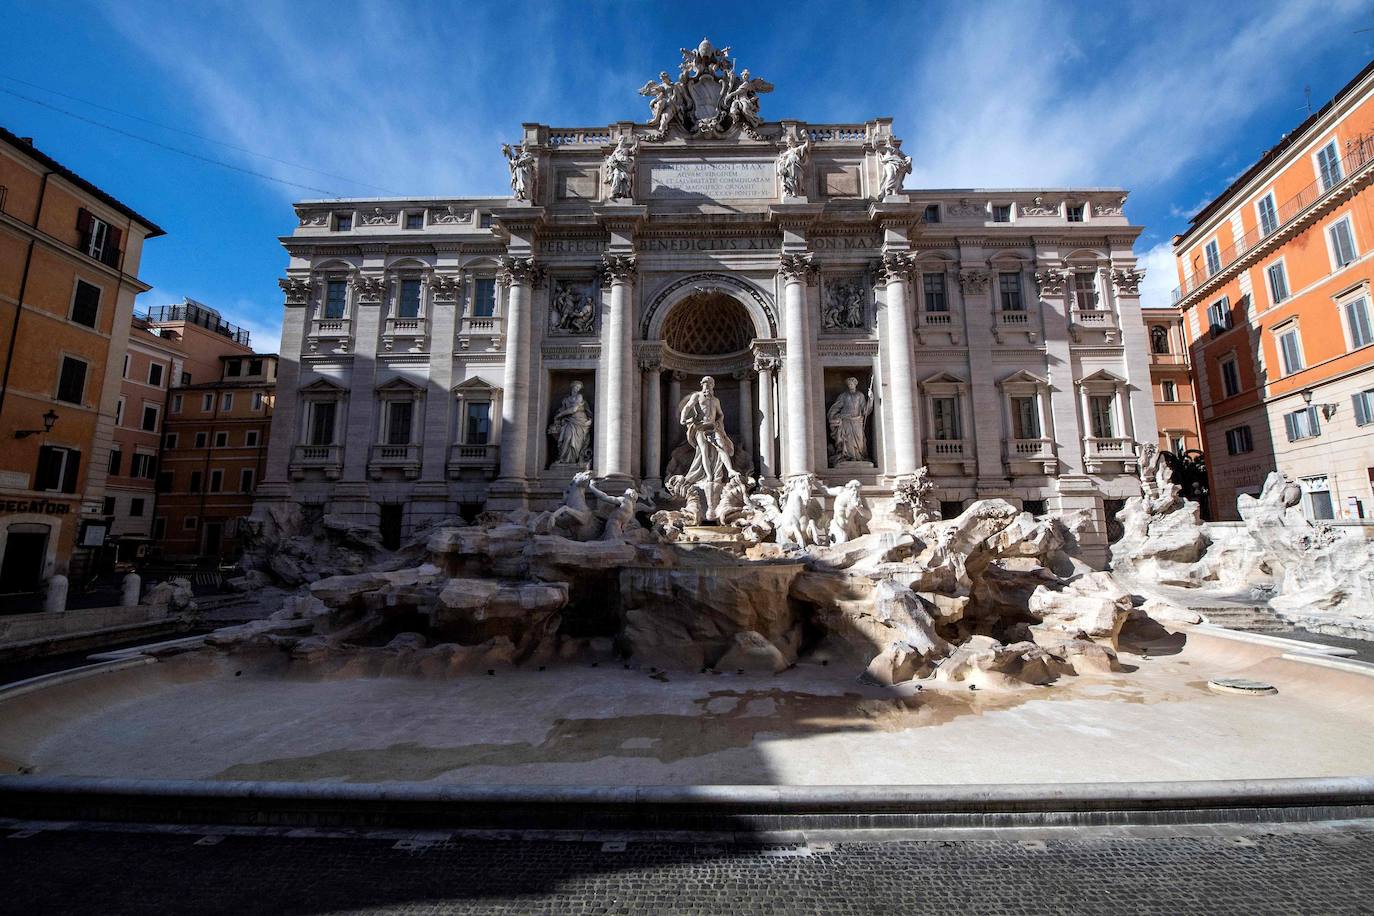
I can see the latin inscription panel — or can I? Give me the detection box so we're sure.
[647,161,775,200]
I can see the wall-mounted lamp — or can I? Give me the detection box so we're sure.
[1300,388,1338,419]
[14,409,58,439]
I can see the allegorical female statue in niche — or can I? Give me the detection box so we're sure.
[548,380,592,466]
[827,376,874,464]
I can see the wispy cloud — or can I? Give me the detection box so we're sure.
[903,0,1364,191]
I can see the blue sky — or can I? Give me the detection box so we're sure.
[2,0,1373,352]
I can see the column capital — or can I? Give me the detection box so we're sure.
[430,274,464,302]
[499,256,544,288]
[958,268,991,295]
[1110,267,1145,296]
[1033,268,1070,296]
[351,274,388,303]
[876,252,916,285]
[599,253,638,287]
[278,277,313,306]
[778,253,818,284]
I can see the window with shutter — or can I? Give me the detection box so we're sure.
[1345,297,1373,349]
[70,280,101,327]
[324,281,347,319]
[1317,141,1343,191]
[1329,218,1357,267]
[57,356,87,404]
[1266,263,1288,303]
[1277,328,1304,375]
[1353,389,1374,426]
[1257,194,1278,235]
[61,449,80,493]
[35,446,64,491]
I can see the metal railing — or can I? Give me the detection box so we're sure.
[143,301,252,346]
[1173,135,1374,302]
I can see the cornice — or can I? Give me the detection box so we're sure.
[1176,162,1374,311]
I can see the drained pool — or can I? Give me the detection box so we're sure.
[1,626,1371,786]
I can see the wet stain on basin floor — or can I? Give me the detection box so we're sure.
[212,684,1131,784]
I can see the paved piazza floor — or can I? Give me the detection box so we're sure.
[2,820,1372,914]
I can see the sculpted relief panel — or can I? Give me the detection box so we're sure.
[549,279,597,336]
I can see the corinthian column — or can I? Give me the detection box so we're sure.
[779,253,817,478]
[640,350,662,487]
[754,352,779,483]
[597,254,637,483]
[497,257,541,482]
[881,252,920,477]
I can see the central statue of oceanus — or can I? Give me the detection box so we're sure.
[666,375,738,520]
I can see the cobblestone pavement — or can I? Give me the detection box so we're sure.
[3,821,1374,914]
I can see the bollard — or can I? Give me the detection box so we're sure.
[44,574,68,613]
[122,572,142,608]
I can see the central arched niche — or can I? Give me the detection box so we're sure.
[661,291,754,356]
[655,290,758,480]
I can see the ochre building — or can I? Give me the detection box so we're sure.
[1172,61,1374,521]
[106,299,255,564]
[0,126,163,595]
[157,351,275,562]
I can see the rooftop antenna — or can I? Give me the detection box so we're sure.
[1301,84,1312,116]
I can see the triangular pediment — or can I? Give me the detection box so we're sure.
[920,370,967,387]
[997,369,1048,388]
[299,378,346,393]
[452,376,500,394]
[1078,368,1125,385]
[376,376,425,393]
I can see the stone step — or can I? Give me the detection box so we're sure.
[1193,606,1292,632]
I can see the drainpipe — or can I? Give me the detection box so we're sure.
[0,169,51,420]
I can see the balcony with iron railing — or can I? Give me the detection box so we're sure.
[143,301,252,346]
[1173,135,1374,303]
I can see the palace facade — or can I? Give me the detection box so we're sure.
[257,43,1155,567]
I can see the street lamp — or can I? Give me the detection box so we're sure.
[14,409,58,439]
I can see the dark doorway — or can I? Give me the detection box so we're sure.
[201,522,223,559]
[0,530,49,593]
[379,504,403,551]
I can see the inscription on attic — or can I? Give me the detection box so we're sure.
[648,161,775,199]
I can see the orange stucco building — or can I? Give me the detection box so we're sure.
[1172,60,1374,521]
[0,127,163,597]
[105,301,254,563]
[155,351,275,562]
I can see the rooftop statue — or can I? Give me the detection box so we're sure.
[501,142,536,201]
[603,134,639,200]
[877,136,912,199]
[775,133,810,198]
[638,38,774,140]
